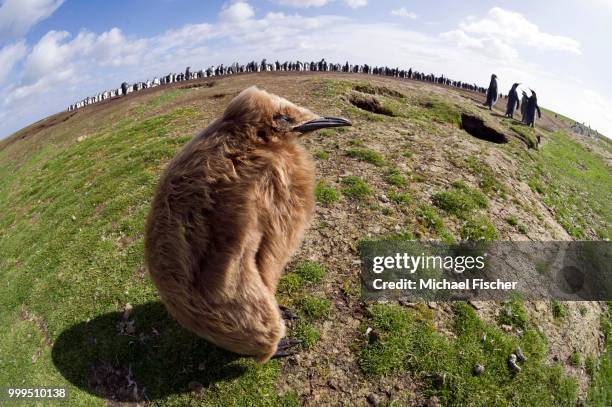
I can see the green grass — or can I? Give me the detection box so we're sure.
[314,150,329,160]
[347,147,385,166]
[387,190,411,206]
[360,303,577,406]
[294,322,320,349]
[341,176,372,201]
[300,297,331,320]
[552,301,566,319]
[529,131,611,239]
[464,156,507,197]
[0,105,301,405]
[292,261,326,284]
[418,98,462,127]
[498,299,529,329]
[460,215,499,241]
[315,180,339,204]
[432,181,488,219]
[510,125,537,149]
[385,167,407,186]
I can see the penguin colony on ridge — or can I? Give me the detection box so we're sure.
[66,58,490,111]
[144,86,351,362]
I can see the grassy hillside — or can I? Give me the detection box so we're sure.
[0,72,610,406]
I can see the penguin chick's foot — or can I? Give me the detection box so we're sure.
[272,338,303,358]
[279,305,300,321]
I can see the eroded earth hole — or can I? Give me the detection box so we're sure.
[348,92,395,116]
[460,113,508,143]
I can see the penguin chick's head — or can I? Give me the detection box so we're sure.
[221,86,351,142]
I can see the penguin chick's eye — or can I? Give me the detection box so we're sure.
[274,114,294,124]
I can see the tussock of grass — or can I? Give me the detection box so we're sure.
[384,167,407,186]
[292,260,326,284]
[432,181,488,219]
[314,150,329,160]
[387,190,411,206]
[301,297,331,320]
[498,299,529,329]
[552,300,566,319]
[419,99,462,127]
[341,176,372,200]
[360,303,577,406]
[460,215,499,241]
[347,147,385,166]
[294,322,320,349]
[315,180,339,204]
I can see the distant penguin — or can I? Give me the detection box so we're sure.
[523,90,542,128]
[484,74,498,110]
[520,91,528,118]
[505,83,521,118]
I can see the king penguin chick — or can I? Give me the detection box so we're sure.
[144,86,351,363]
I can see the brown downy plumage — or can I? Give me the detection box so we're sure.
[144,86,351,362]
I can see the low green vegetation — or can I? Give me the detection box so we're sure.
[534,131,611,239]
[465,155,507,197]
[360,303,577,406]
[347,147,385,166]
[418,98,462,127]
[294,322,320,349]
[315,180,339,204]
[341,176,372,200]
[384,167,407,186]
[300,297,331,320]
[510,125,537,149]
[498,299,529,329]
[505,216,527,234]
[314,150,329,160]
[432,181,488,219]
[460,215,499,241]
[586,306,611,406]
[552,300,566,319]
[292,260,326,284]
[387,190,411,206]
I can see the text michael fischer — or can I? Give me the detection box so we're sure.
[372,278,517,290]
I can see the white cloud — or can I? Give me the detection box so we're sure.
[0,40,27,84]
[0,0,64,42]
[391,7,417,19]
[457,7,581,54]
[271,0,366,8]
[1,3,610,140]
[220,1,255,22]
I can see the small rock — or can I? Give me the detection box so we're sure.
[501,324,513,332]
[473,364,485,376]
[508,354,521,373]
[427,301,437,309]
[515,347,527,362]
[468,300,483,310]
[378,194,390,203]
[367,393,381,406]
[481,332,487,343]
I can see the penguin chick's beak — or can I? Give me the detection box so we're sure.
[292,116,352,134]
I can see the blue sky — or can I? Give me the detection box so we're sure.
[1,0,611,138]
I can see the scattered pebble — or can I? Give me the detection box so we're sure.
[515,346,527,362]
[508,354,522,373]
[427,301,437,309]
[501,324,513,332]
[473,364,485,376]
